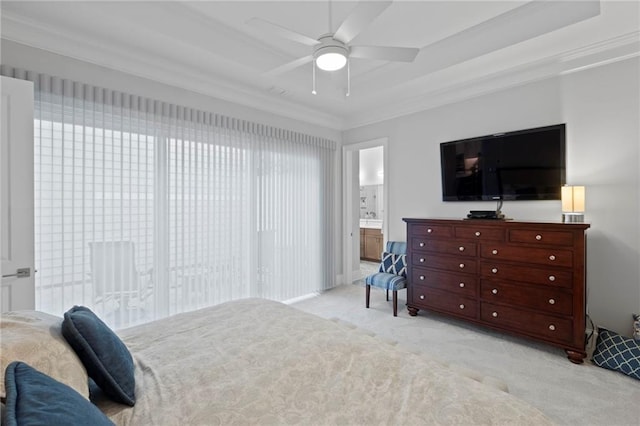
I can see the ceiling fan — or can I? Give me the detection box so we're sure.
[247,0,419,95]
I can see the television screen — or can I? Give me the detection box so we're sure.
[440,124,566,201]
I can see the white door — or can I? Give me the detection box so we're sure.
[1,76,35,311]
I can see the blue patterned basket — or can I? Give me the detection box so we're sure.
[592,328,640,380]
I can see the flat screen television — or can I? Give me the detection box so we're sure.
[440,124,566,201]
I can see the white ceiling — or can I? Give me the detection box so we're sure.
[1,1,638,130]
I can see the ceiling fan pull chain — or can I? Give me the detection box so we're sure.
[346,58,350,97]
[312,61,317,95]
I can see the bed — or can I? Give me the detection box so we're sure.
[2,298,551,425]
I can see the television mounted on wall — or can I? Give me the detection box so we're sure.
[440,124,566,201]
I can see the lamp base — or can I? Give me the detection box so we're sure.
[562,213,584,223]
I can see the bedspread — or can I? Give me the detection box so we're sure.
[95,298,551,425]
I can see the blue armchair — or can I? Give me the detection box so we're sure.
[365,241,407,316]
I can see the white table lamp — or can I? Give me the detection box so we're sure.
[561,185,585,223]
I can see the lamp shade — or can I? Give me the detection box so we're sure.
[561,185,585,213]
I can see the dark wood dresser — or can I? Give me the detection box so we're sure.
[403,218,590,363]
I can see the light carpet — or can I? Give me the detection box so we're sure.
[292,283,639,426]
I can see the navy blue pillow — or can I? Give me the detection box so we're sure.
[3,361,114,426]
[62,306,136,406]
[378,252,407,277]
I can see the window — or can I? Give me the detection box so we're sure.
[30,78,335,328]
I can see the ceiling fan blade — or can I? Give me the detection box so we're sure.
[246,17,320,47]
[333,1,392,44]
[265,55,314,77]
[350,45,419,62]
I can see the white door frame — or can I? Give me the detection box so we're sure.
[342,137,388,285]
[1,76,35,311]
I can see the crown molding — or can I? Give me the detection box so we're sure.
[344,31,640,130]
[0,12,344,131]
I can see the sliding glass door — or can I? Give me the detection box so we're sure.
[23,73,335,329]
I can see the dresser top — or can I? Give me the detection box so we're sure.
[402,217,590,230]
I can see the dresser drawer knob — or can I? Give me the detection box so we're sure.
[549,255,556,261]
[427,228,433,233]
[419,275,425,281]
[491,268,498,274]
[420,295,425,300]
[459,246,465,252]
[459,282,465,288]
[548,298,555,305]
[459,263,465,269]
[492,289,498,295]
[492,249,498,255]
[548,275,556,282]
[548,324,556,331]
[419,242,425,247]
[459,304,465,310]
[492,312,498,318]
[475,231,481,237]
[536,234,542,240]
[419,258,425,263]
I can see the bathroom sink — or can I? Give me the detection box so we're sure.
[360,219,383,229]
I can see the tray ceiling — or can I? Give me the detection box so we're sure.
[1,1,638,130]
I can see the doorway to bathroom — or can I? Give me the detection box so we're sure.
[342,138,388,286]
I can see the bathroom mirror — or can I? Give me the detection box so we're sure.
[359,185,383,219]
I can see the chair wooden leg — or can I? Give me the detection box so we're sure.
[386,289,389,301]
[393,290,398,317]
[366,285,370,308]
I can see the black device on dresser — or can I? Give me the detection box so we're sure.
[467,210,505,220]
[403,217,590,364]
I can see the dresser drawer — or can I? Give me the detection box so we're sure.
[412,287,477,319]
[409,223,452,238]
[481,302,573,343]
[480,280,572,315]
[480,245,573,268]
[455,226,505,242]
[411,238,477,257]
[412,254,476,274]
[411,267,477,296]
[480,263,572,289]
[508,229,574,247]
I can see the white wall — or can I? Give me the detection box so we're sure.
[343,57,640,336]
[561,59,640,336]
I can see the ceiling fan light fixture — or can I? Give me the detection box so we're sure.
[315,50,347,71]
[313,38,349,71]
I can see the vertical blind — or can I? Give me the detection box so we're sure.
[2,67,336,329]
